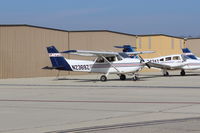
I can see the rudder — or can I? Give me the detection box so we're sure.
[182,48,198,60]
[47,46,72,71]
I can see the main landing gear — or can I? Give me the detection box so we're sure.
[100,74,139,81]
[119,74,126,80]
[119,74,139,81]
[100,74,127,82]
[132,75,139,81]
[164,72,169,76]
[180,70,186,76]
[163,70,169,76]
[100,75,107,82]
[162,70,186,76]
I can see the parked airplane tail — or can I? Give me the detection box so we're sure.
[45,46,72,71]
[182,48,198,60]
[114,45,136,52]
[114,45,139,58]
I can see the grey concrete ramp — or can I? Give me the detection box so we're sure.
[0,72,200,133]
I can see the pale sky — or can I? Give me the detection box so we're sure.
[0,0,200,37]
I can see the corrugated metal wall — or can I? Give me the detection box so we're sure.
[1,25,197,79]
[186,38,200,57]
[136,35,184,59]
[0,25,137,79]
[0,26,69,79]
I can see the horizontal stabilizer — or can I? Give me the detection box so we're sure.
[42,66,66,70]
[114,45,136,49]
[42,66,55,70]
[114,45,136,52]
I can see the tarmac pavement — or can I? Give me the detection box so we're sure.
[0,71,200,133]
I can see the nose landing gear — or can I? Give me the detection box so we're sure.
[100,75,107,81]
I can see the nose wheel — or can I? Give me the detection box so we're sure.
[100,75,107,81]
[132,74,139,81]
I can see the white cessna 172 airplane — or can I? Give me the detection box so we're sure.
[116,45,200,76]
[43,46,154,81]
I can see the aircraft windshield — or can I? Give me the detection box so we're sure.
[181,54,190,61]
[119,52,130,58]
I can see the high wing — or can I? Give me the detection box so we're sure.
[61,50,119,57]
[146,62,187,69]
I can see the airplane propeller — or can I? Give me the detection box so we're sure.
[139,55,151,69]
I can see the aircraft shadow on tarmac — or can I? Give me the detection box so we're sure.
[53,77,145,82]
[141,73,200,79]
[53,73,200,82]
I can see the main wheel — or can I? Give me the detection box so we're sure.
[133,76,139,81]
[120,74,126,80]
[180,70,185,76]
[163,71,169,76]
[100,75,107,81]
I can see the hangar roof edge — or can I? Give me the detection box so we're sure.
[69,30,137,36]
[138,34,184,39]
[0,24,185,39]
[186,37,200,40]
[0,24,69,32]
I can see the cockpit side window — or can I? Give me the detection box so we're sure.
[106,56,116,62]
[96,55,122,63]
[96,57,105,63]
[165,57,171,61]
[160,58,164,61]
[173,56,180,60]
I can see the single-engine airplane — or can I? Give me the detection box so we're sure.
[116,45,200,76]
[43,46,154,81]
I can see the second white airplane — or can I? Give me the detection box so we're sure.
[116,45,200,76]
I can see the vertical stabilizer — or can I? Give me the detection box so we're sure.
[114,45,138,58]
[182,48,198,60]
[47,46,72,71]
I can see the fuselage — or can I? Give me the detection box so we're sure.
[145,54,200,70]
[67,57,144,74]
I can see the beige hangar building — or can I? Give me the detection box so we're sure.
[0,24,199,79]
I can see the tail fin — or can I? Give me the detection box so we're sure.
[182,48,198,60]
[114,45,138,58]
[46,46,72,71]
[114,45,136,52]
